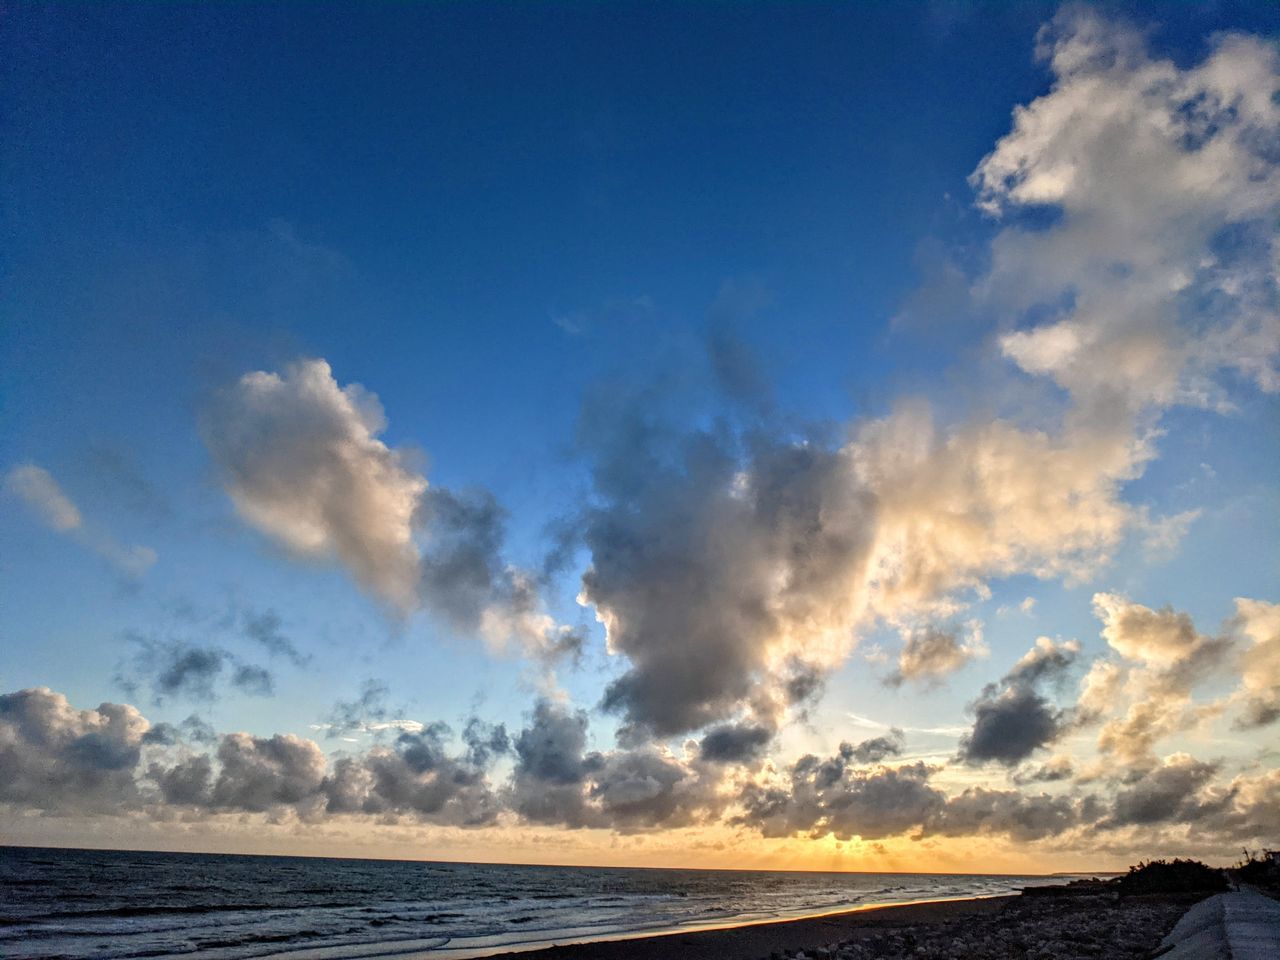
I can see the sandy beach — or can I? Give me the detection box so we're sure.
[481,889,1199,960]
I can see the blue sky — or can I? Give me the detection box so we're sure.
[2,2,1278,869]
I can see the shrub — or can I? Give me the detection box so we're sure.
[1116,859,1229,896]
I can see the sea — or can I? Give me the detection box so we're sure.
[0,846,1062,960]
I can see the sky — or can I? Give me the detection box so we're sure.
[2,1,1278,874]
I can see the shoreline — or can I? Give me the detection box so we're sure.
[451,895,1019,960]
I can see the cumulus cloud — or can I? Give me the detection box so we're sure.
[958,637,1080,766]
[737,743,943,841]
[973,7,1280,413]
[211,733,327,812]
[698,722,773,765]
[510,699,722,831]
[576,371,1146,742]
[5,685,1277,851]
[321,726,503,826]
[579,421,877,740]
[5,462,156,577]
[420,486,586,662]
[202,359,577,663]
[1101,753,1227,829]
[930,787,1079,842]
[201,358,427,613]
[0,688,149,812]
[571,7,1280,747]
[1232,598,1280,729]
[1087,593,1234,762]
[886,622,987,687]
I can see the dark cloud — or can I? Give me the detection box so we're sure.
[461,717,510,768]
[141,714,218,747]
[242,609,310,667]
[1013,758,1075,784]
[510,701,596,828]
[578,398,875,739]
[930,788,1080,841]
[588,748,710,831]
[231,663,274,697]
[738,757,945,842]
[735,732,1085,844]
[735,732,929,841]
[514,701,591,786]
[848,730,905,764]
[117,632,274,704]
[322,680,399,739]
[1102,756,1229,828]
[418,487,509,631]
[699,723,773,764]
[958,638,1079,766]
[325,725,503,826]
[4,685,1278,850]
[147,755,212,805]
[509,699,720,831]
[418,485,583,660]
[210,733,327,812]
[0,688,148,812]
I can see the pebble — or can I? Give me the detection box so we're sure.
[767,893,1191,960]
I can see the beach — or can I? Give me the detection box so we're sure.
[481,888,1199,960]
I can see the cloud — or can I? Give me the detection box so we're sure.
[737,748,945,842]
[117,632,274,704]
[698,723,773,765]
[568,7,1280,745]
[5,462,156,577]
[973,7,1280,414]
[322,726,503,826]
[211,733,327,812]
[4,685,1277,851]
[242,609,310,667]
[958,637,1080,766]
[1232,598,1280,729]
[0,687,148,812]
[419,486,584,663]
[1102,753,1227,828]
[576,382,1143,742]
[509,699,721,831]
[320,680,406,739]
[886,622,987,687]
[1087,593,1235,762]
[930,787,1079,842]
[6,463,82,530]
[202,360,576,663]
[201,358,427,613]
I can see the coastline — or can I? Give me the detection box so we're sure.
[450,895,1017,960]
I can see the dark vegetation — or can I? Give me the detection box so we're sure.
[1232,849,1280,896]
[1115,858,1230,896]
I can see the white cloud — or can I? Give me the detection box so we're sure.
[973,8,1280,414]
[1086,593,1235,762]
[202,358,428,613]
[1232,597,1280,728]
[6,463,81,531]
[5,462,156,577]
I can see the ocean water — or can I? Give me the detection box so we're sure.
[0,846,1059,960]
